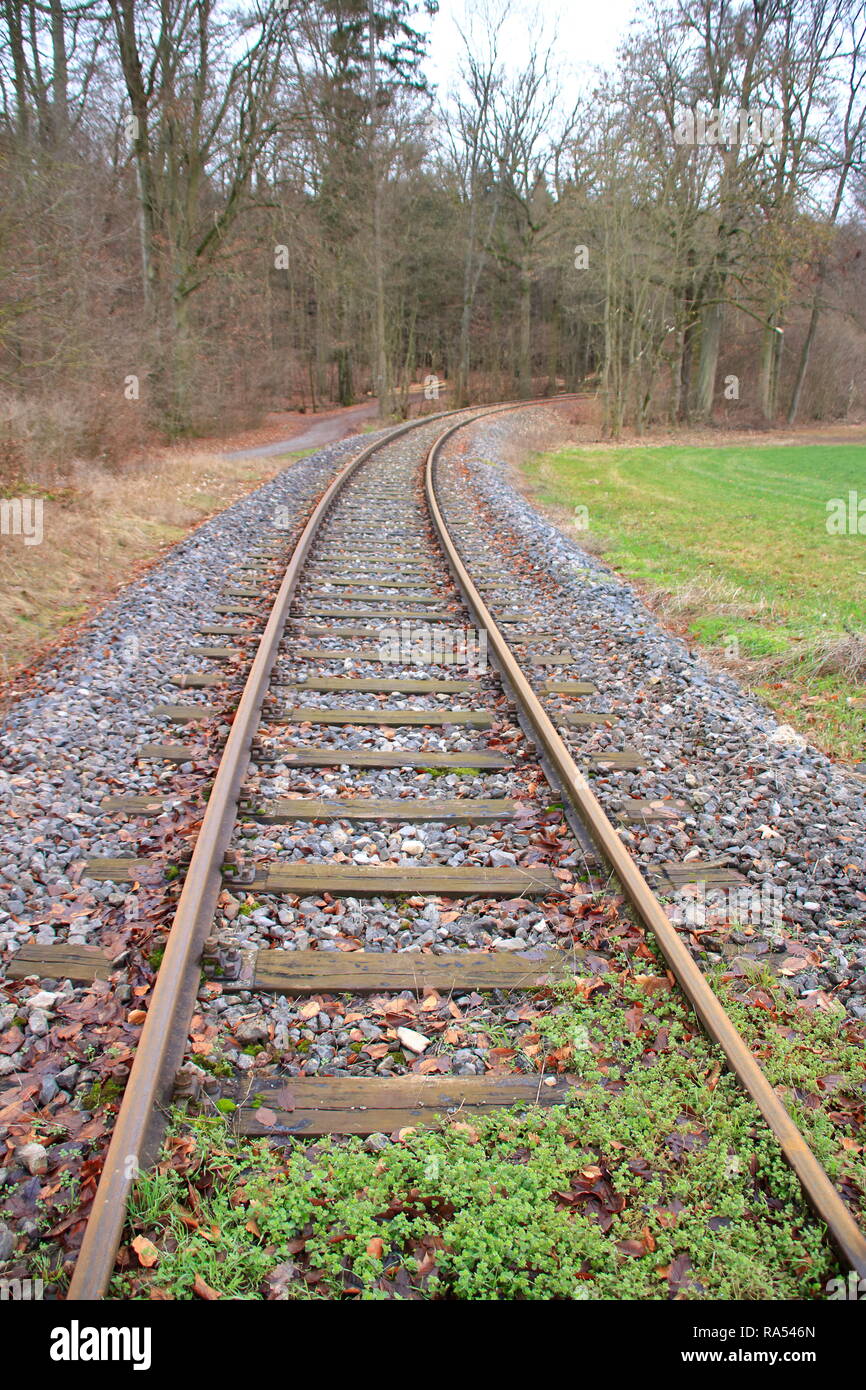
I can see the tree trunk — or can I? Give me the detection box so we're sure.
[368,3,391,419]
[758,319,776,422]
[678,286,699,423]
[334,346,353,406]
[518,257,532,398]
[456,297,473,407]
[787,292,821,424]
[49,0,68,138]
[5,0,31,140]
[787,126,862,423]
[695,298,722,420]
[455,190,479,407]
[168,290,194,434]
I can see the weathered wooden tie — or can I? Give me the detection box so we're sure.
[269,747,511,769]
[218,946,580,994]
[242,796,517,823]
[138,743,208,762]
[244,862,560,896]
[309,577,432,589]
[293,624,470,641]
[170,672,225,689]
[544,679,598,695]
[187,647,242,660]
[237,1075,578,1136]
[586,749,645,770]
[196,625,250,637]
[101,794,180,816]
[290,648,469,664]
[278,676,478,693]
[301,607,454,621]
[306,590,442,603]
[648,862,748,891]
[8,944,113,983]
[151,704,219,723]
[275,707,492,727]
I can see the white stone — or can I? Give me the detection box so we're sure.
[16,1142,48,1175]
[27,991,57,1010]
[397,1026,430,1055]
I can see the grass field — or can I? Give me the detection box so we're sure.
[522,443,866,761]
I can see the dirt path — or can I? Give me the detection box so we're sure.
[222,399,381,459]
[216,384,453,459]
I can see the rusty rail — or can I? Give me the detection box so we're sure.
[424,415,866,1281]
[67,395,577,1299]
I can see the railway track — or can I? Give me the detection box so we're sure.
[19,395,861,1298]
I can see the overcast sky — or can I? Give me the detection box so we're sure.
[423,0,638,92]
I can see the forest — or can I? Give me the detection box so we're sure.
[1,0,865,473]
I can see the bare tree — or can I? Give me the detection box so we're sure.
[490,26,578,397]
[108,0,289,429]
[788,0,866,420]
[440,1,508,405]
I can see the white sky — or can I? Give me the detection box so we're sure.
[423,0,638,91]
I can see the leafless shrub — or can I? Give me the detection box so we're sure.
[644,575,774,621]
[801,631,866,681]
[574,530,610,556]
[0,392,149,486]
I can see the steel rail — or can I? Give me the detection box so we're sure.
[424,416,866,1280]
[68,394,578,1300]
[67,404,480,1300]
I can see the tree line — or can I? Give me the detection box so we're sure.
[1,0,865,473]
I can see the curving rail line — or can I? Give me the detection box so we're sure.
[65,396,866,1298]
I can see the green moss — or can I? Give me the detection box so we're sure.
[423,766,480,778]
[80,1076,125,1111]
[197,1052,233,1079]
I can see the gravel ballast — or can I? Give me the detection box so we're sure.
[2,403,864,1292]
[436,405,866,1017]
[0,435,367,954]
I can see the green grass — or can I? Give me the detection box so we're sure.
[524,443,866,759]
[110,966,866,1302]
[275,447,318,463]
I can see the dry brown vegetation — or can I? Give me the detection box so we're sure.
[796,631,866,683]
[0,446,289,682]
